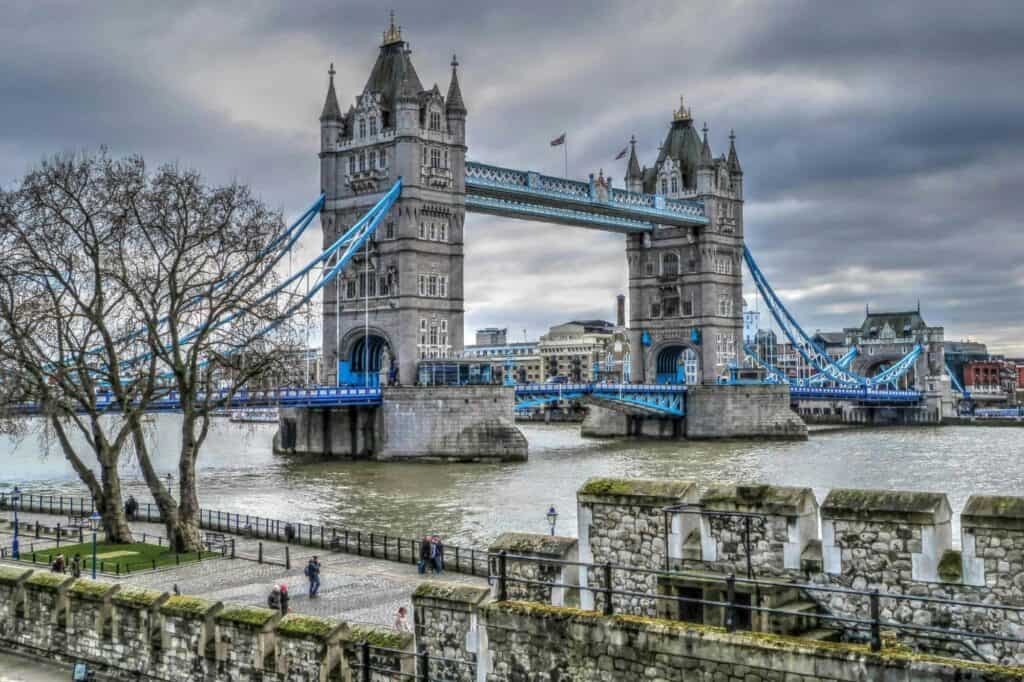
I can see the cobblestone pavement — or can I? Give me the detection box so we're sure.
[0,511,487,629]
[0,651,69,681]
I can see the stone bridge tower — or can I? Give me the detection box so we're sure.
[625,99,745,384]
[319,16,467,386]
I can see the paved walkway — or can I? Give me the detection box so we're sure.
[0,651,69,681]
[0,511,487,629]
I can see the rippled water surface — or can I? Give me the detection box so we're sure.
[1,418,1021,545]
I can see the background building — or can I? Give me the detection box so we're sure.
[462,336,542,384]
[539,320,615,382]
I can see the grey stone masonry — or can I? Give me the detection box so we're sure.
[961,495,1024,596]
[695,484,819,577]
[576,477,698,615]
[412,582,489,681]
[821,488,953,585]
[0,567,414,681]
[380,386,526,461]
[488,533,578,607]
[414,592,1024,682]
[686,383,808,439]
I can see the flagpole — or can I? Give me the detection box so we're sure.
[564,136,568,177]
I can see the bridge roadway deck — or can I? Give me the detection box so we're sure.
[0,511,486,629]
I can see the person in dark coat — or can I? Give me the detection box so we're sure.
[279,584,290,615]
[267,585,281,610]
[418,536,431,574]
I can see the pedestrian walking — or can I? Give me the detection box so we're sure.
[70,554,82,578]
[431,535,445,575]
[125,495,138,521]
[267,585,281,610]
[305,556,322,598]
[418,536,431,574]
[394,606,411,632]
[284,523,296,543]
[51,554,65,574]
[279,584,290,615]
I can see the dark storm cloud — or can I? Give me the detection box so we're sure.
[1,1,1021,353]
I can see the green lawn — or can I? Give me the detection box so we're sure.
[21,542,221,573]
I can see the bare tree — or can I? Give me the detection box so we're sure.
[0,151,304,551]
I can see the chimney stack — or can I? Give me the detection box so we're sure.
[616,294,626,327]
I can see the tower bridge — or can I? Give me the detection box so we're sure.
[8,18,948,455]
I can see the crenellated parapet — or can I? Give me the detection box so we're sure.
[0,571,410,680]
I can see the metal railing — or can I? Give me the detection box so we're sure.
[350,642,477,682]
[0,492,490,578]
[489,550,1024,660]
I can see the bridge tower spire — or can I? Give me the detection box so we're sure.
[319,20,466,386]
[625,135,643,193]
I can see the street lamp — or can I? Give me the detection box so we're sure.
[546,506,558,536]
[89,510,101,579]
[11,486,21,560]
[165,473,174,500]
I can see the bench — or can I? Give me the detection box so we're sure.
[204,532,227,552]
[67,513,91,529]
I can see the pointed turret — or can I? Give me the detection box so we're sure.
[699,122,713,167]
[446,54,467,114]
[727,129,742,175]
[320,63,342,121]
[625,135,642,193]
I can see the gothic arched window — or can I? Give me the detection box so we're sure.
[369,150,376,169]
[369,117,377,136]
[431,148,441,169]
[661,178,668,195]
[358,118,366,138]
[663,253,679,277]
[671,176,679,194]
[359,152,366,171]
[429,111,442,131]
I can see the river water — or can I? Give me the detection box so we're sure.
[1,417,1021,546]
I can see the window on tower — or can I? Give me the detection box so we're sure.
[671,176,679,194]
[431,148,441,169]
[662,253,679,277]
[348,156,355,175]
[359,152,366,172]
[359,118,366,138]
[661,178,668,195]
[369,117,377,136]
[369,150,376,169]
[429,111,441,131]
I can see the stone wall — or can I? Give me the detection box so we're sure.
[577,477,1024,665]
[276,386,527,462]
[412,583,489,681]
[0,568,409,681]
[577,477,699,615]
[411,591,1024,682]
[488,533,578,606]
[380,386,526,461]
[686,383,807,439]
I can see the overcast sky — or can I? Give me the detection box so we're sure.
[2,1,1022,355]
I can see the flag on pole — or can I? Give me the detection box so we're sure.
[550,133,566,147]
[614,146,628,160]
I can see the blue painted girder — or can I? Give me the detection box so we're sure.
[514,383,687,416]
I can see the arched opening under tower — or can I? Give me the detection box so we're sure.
[339,333,392,387]
[655,345,700,385]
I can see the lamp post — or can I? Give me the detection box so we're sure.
[89,510,101,579]
[166,473,174,500]
[546,506,558,537]
[11,486,21,560]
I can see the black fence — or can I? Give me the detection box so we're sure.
[490,550,1024,661]
[0,492,490,577]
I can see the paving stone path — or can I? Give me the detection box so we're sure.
[0,511,487,629]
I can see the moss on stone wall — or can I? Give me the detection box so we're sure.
[0,566,31,585]
[413,581,489,604]
[68,579,116,601]
[277,614,341,640]
[578,477,693,500]
[937,549,963,582]
[25,572,69,592]
[216,606,278,628]
[161,595,215,618]
[347,625,412,650]
[112,586,166,609]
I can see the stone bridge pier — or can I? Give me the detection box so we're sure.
[275,386,527,462]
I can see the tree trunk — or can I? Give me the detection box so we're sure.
[98,456,133,544]
[173,413,204,553]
